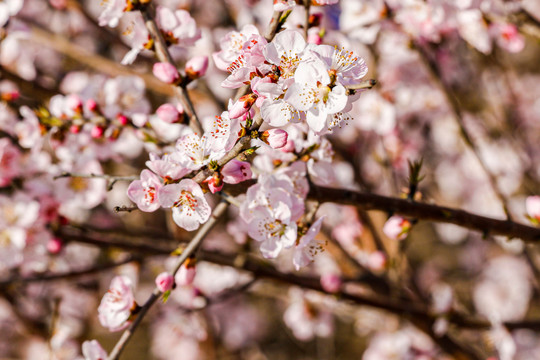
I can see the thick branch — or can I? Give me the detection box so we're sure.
[309,185,540,242]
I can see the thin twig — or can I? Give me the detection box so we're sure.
[0,256,138,288]
[106,201,229,360]
[140,7,203,135]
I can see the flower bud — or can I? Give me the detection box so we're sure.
[176,262,196,286]
[69,124,81,134]
[155,272,175,292]
[203,173,223,194]
[367,251,387,272]
[280,139,295,153]
[185,55,209,79]
[153,62,180,84]
[117,114,129,126]
[229,93,257,119]
[382,215,411,241]
[320,273,341,293]
[156,103,180,123]
[47,237,63,254]
[85,98,99,113]
[526,196,540,223]
[91,125,105,138]
[221,159,252,184]
[260,129,288,149]
[66,94,83,114]
[307,27,323,45]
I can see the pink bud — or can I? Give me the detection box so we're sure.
[185,55,209,79]
[66,94,83,114]
[117,114,129,126]
[176,264,196,286]
[155,272,175,292]
[382,215,411,241]
[367,251,387,272]
[156,103,180,123]
[320,273,341,293]
[307,28,323,45]
[526,196,540,222]
[85,98,99,112]
[203,175,223,194]
[91,125,105,138]
[229,93,257,119]
[47,237,63,254]
[221,159,252,184]
[261,129,288,149]
[69,124,81,134]
[280,139,295,153]
[153,62,180,84]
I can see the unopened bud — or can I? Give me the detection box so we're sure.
[91,125,105,138]
[260,129,288,149]
[185,56,209,79]
[117,114,129,126]
[229,93,257,119]
[155,272,175,292]
[221,159,252,184]
[320,273,341,293]
[153,62,180,84]
[85,98,99,113]
[203,173,223,194]
[47,237,63,254]
[382,215,411,241]
[156,103,180,123]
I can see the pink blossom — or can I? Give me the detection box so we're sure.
[320,273,341,293]
[285,57,349,133]
[221,159,252,184]
[127,169,163,212]
[293,217,325,270]
[153,62,180,84]
[213,24,261,71]
[158,180,211,231]
[382,216,411,241]
[0,138,20,186]
[82,340,108,360]
[97,0,126,28]
[491,23,525,53]
[185,56,209,79]
[260,129,288,149]
[156,103,181,123]
[156,6,201,47]
[155,272,175,292]
[98,275,136,332]
[526,196,540,222]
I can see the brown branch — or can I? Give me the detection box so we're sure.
[106,201,229,360]
[27,25,173,97]
[309,185,540,242]
[0,256,138,288]
[140,6,203,135]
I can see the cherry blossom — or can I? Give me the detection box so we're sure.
[98,275,137,332]
[127,169,163,212]
[293,216,325,270]
[158,180,211,231]
[81,340,108,360]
